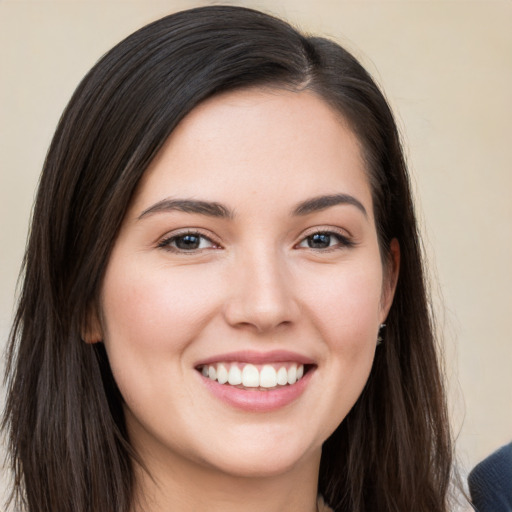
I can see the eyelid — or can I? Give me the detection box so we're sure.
[157,228,222,253]
[294,226,356,250]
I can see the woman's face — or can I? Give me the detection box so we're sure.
[94,88,398,479]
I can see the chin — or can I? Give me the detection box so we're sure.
[207,452,314,479]
[195,427,322,479]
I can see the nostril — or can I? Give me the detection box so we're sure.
[222,275,300,333]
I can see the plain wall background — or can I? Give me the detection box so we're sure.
[1,0,511,503]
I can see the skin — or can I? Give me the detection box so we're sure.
[88,88,399,512]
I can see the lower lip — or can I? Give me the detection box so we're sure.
[199,369,314,412]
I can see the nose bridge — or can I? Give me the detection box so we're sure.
[224,243,298,332]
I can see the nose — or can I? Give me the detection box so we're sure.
[223,247,300,333]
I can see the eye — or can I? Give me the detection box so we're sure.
[297,231,353,250]
[158,232,218,252]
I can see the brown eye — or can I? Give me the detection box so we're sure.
[297,231,354,250]
[159,232,217,252]
[174,234,202,250]
[306,233,332,249]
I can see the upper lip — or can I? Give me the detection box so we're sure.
[195,350,316,367]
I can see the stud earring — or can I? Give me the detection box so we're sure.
[377,323,386,345]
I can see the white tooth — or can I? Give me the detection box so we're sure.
[242,364,259,387]
[296,364,304,380]
[208,365,217,380]
[217,363,228,384]
[287,364,297,385]
[228,365,242,385]
[259,365,277,388]
[276,366,288,385]
[201,366,209,377]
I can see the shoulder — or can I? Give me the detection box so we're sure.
[468,442,512,511]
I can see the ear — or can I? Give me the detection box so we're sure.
[380,238,400,321]
[81,303,103,344]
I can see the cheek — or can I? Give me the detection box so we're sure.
[98,257,227,406]
[299,256,382,403]
[98,257,225,423]
[293,259,383,439]
[301,258,384,346]
[101,258,219,351]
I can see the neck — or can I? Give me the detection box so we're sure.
[131,444,321,512]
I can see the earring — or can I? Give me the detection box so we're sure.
[377,323,386,345]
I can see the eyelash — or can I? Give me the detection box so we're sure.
[157,228,355,254]
[157,231,220,253]
[295,229,355,251]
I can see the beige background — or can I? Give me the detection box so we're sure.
[1,0,511,504]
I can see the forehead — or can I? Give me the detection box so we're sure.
[130,88,373,219]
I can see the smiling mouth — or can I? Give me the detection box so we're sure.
[196,362,314,390]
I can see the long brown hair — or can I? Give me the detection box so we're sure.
[3,6,453,511]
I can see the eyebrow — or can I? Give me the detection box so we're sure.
[292,194,367,218]
[138,193,367,221]
[138,199,234,220]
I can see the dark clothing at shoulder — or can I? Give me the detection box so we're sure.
[468,442,512,512]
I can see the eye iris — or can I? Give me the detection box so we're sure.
[308,233,331,248]
[175,234,201,250]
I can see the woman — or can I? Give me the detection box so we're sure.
[3,5,453,512]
